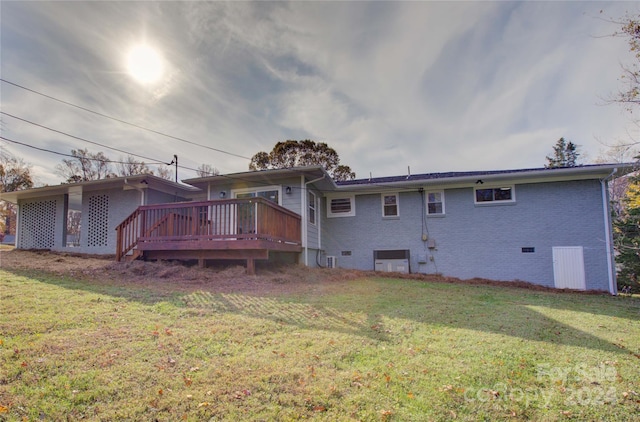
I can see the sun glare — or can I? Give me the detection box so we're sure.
[126,44,164,84]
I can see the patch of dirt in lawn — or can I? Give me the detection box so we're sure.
[0,249,364,295]
[0,249,604,295]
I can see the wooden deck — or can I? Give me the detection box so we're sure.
[115,198,302,274]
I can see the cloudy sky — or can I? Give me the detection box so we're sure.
[1,1,639,185]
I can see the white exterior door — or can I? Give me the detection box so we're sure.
[553,246,586,290]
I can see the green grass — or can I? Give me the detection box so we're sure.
[1,268,639,421]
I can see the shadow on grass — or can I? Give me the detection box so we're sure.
[3,267,637,354]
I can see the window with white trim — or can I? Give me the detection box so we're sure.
[233,185,281,205]
[427,191,445,215]
[474,186,515,204]
[327,195,355,217]
[382,193,399,217]
[308,191,316,225]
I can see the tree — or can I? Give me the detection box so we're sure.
[614,181,640,293]
[0,152,33,192]
[116,155,153,177]
[0,151,34,235]
[613,13,640,112]
[154,165,173,181]
[249,140,356,181]
[56,148,114,182]
[545,137,580,168]
[196,163,219,177]
[594,141,639,218]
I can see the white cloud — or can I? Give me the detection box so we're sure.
[1,1,638,185]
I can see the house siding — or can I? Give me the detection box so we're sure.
[305,188,321,267]
[52,188,141,255]
[17,195,66,249]
[322,179,610,291]
[146,189,188,205]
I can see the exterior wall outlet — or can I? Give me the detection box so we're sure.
[421,234,428,241]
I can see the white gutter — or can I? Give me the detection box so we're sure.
[303,174,326,266]
[124,178,146,206]
[336,164,632,192]
[600,168,618,295]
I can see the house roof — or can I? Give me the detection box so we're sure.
[0,174,200,206]
[183,166,337,193]
[334,163,635,192]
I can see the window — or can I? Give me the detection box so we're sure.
[327,195,355,217]
[233,186,281,205]
[382,193,399,217]
[308,191,316,225]
[474,186,514,204]
[427,191,444,215]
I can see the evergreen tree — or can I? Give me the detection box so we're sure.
[545,137,580,168]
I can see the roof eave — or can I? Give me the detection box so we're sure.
[335,164,635,192]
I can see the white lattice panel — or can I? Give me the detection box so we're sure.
[19,200,57,248]
[87,194,109,247]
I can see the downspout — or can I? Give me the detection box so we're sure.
[304,174,326,266]
[600,169,618,295]
[14,204,20,249]
[124,178,146,206]
[300,176,306,266]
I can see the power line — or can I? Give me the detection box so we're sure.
[0,136,139,164]
[1,111,167,165]
[2,134,428,196]
[0,135,198,173]
[0,78,252,160]
[0,80,396,193]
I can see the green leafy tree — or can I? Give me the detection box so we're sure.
[545,137,580,168]
[249,140,355,181]
[614,181,640,293]
[608,12,640,293]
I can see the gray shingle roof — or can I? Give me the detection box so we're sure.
[335,164,623,186]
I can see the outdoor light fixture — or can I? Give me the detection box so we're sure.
[219,191,226,198]
[285,186,292,194]
[475,179,484,185]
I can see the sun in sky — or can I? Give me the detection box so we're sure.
[126,44,164,84]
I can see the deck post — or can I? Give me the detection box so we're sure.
[198,258,205,268]
[246,258,255,275]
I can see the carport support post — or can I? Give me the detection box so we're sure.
[246,258,255,275]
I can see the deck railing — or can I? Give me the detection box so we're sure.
[115,198,302,261]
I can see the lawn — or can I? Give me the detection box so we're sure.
[0,258,639,421]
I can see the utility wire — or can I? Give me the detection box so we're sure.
[0,136,149,165]
[1,78,252,160]
[0,135,199,173]
[1,80,411,194]
[1,111,167,165]
[2,133,435,201]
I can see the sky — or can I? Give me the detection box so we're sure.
[1,1,639,186]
